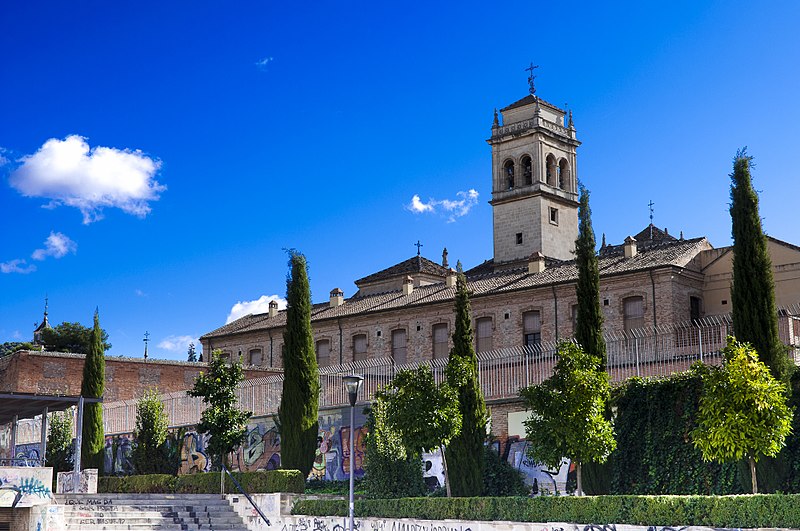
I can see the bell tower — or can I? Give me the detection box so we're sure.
[487,85,580,265]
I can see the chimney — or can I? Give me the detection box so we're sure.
[624,236,638,258]
[268,300,279,318]
[528,251,546,274]
[402,275,414,296]
[329,288,344,308]
[445,268,457,288]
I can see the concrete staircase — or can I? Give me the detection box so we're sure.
[54,493,250,530]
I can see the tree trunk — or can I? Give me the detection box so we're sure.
[750,456,758,494]
[576,461,583,496]
[440,445,452,498]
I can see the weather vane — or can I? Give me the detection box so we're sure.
[525,62,539,95]
[143,331,150,361]
[648,200,655,224]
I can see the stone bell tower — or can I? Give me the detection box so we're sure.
[487,74,580,265]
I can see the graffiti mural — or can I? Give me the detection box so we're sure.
[235,423,281,472]
[103,434,136,475]
[180,430,211,474]
[0,467,53,508]
[504,436,574,494]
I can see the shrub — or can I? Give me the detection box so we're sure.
[98,470,304,494]
[99,475,176,493]
[482,446,527,497]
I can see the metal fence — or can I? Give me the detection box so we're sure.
[103,308,800,435]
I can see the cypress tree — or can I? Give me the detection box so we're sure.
[278,251,320,478]
[445,269,488,496]
[574,185,607,369]
[730,149,790,383]
[80,309,105,470]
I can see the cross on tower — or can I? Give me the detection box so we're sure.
[414,240,423,256]
[525,62,539,95]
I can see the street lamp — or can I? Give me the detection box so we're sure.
[342,374,363,531]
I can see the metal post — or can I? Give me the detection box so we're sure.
[10,415,18,466]
[698,327,704,363]
[349,402,355,531]
[40,407,49,467]
[74,396,85,473]
[635,338,640,377]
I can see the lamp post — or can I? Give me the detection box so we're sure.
[343,374,364,531]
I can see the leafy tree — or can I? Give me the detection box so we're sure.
[80,310,106,470]
[188,350,252,467]
[445,271,488,497]
[0,342,37,356]
[362,398,427,499]
[187,342,197,362]
[692,337,792,494]
[42,321,111,354]
[278,251,319,478]
[46,411,74,473]
[574,184,606,369]
[520,341,616,495]
[132,388,171,474]
[729,149,791,383]
[376,365,461,495]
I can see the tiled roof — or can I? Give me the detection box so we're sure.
[633,224,677,242]
[201,237,710,340]
[355,255,450,286]
[501,95,564,113]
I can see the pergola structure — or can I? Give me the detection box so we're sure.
[0,392,102,471]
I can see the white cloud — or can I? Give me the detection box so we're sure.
[11,330,22,340]
[255,57,274,69]
[134,289,147,297]
[406,189,479,222]
[9,135,165,224]
[158,335,197,353]
[226,294,287,324]
[31,232,77,261]
[0,259,36,274]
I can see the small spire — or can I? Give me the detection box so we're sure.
[568,109,574,129]
[492,108,499,128]
[601,233,606,248]
[680,230,684,240]
[442,247,449,268]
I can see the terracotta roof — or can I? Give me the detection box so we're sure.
[633,224,677,242]
[201,237,710,340]
[355,255,450,286]
[501,94,564,113]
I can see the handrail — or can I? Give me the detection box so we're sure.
[221,464,271,526]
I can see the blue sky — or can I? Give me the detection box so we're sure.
[2,1,799,360]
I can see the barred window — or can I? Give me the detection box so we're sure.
[623,296,645,332]
[523,311,541,347]
[316,339,330,366]
[476,317,493,353]
[353,334,367,362]
[391,329,407,364]
[432,323,449,359]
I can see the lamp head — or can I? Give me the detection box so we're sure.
[342,374,364,406]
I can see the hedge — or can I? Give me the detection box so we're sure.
[99,470,304,494]
[292,494,800,528]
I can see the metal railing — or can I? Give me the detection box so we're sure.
[221,464,270,526]
[103,309,800,435]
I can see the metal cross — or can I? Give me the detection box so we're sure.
[525,62,539,95]
[143,331,150,360]
[414,240,423,256]
[648,200,655,224]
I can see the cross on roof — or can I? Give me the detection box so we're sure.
[525,62,539,95]
[648,200,655,223]
[414,240,423,256]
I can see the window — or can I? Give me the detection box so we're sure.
[623,296,645,332]
[476,317,493,353]
[521,155,533,185]
[391,329,407,364]
[690,296,702,323]
[523,311,541,347]
[503,160,515,190]
[549,207,559,225]
[316,339,330,366]
[546,154,557,186]
[432,323,449,359]
[558,159,570,190]
[516,232,523,245]
[353,334,367,362]
[571,303,579,334]
[248,348,263,366]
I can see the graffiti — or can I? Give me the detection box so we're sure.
[57,469,97,494]
[103,434,135,475]
[180,430,210,474]
[340,425,367,477]
[422,449,445,489]
[0,468,53,507]
[236,424,281,471]
[584,526,616,531]
[504,436,573,494]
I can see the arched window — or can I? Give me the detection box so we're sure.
[503,160,515,190]
[391,329,407,364]
[558,159,570,190]
[545,154,557,186]
[521,155,533,185]
[316,339,330,366]
[623,296,645,332]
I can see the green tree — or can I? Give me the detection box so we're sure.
[132,388,170,474]
[188,350,252,467]
[42,321,111,354]
[445,270,488,497]
[520,341,616,495]
[46,411,74,473]
[278,251,320,478]
[692,337,792,494]
[574,184,606,369]
[80,310,106,470]
[362,397,427,499]
[729,149,791,383]
[377,365,461,496]
[187,342,197,362]
[0,342,37,356]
